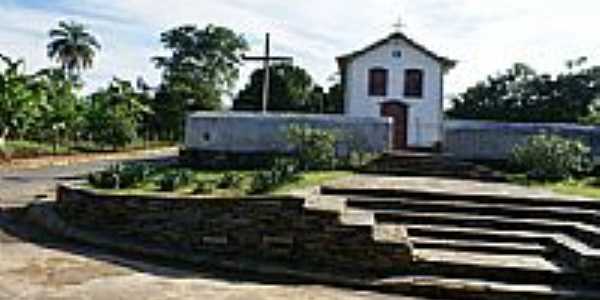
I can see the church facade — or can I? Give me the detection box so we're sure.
[337,32,456,149]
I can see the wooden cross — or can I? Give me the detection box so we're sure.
[242,33,293,113]
[393,16,406,33]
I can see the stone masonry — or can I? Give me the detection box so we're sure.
[55,185,413,273]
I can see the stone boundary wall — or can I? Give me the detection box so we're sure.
[445,120,600,160]
[56,185,412,272]
[185,112,392,156]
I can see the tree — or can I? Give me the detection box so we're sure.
[0,54,41,146]
[154,24,248,110]
[47,21,101,79]
[33,68,81,150]
[84,78,151,150]
[153,24,247,139]
[233,64,320,112]
[447,61,600,123]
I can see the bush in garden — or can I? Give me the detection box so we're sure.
[248,158,300,194]
[286,124,337,171]
[88,163,156,189]
[157,169,193,192]
[217,172,244,189]
[510,134,592,181]
[194,179,218,195]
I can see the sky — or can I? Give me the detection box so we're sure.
[1,0,600,102]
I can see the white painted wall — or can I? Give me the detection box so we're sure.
[343,38,444,148]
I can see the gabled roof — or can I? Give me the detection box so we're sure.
[336,32,457,70]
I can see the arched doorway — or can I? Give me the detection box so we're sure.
[380,101,408,150]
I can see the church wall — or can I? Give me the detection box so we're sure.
[185,112,392,155]
[344,39,443,148]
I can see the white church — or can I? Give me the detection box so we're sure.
[337,32,456,149]
[185,31,456,154]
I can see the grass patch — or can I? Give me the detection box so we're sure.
[88,165,354,197]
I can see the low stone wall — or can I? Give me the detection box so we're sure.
[56,185,412,272]
[445,120,600,161]
[185,112,392,156]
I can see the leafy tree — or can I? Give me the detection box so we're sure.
[33,68,81,150]
[154,24,248,110]
[0,54,41,146]
[47,20,101,79]
[152,24,247,139]
[233,64,320,112]
[447,61,600,123]
[84,78,151,150]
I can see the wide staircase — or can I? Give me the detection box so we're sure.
[362,151,506,182]
[322,186,600,299]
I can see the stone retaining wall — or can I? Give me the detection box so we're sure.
[56,186,412,272]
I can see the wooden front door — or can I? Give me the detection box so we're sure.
[380,102,408,150]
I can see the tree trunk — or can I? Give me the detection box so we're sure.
[0,127,8,148]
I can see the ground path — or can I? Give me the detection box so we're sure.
[0,149,427,300]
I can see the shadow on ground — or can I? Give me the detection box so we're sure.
[0,205,363,288]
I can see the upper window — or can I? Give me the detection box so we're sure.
[368,68,388,97]
[404,69,424,98]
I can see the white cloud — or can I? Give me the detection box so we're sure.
[2,0,600,99]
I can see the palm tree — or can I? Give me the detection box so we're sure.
[47,21,101,79]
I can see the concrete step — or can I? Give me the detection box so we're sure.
[406,249,586,286]
[321,186,600,211]
[376,275,600,300]
[376,211,600,247]
[406,224,554,246]
[410,236,546,255]
[348,197,600,225]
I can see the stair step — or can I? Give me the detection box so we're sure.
[405,249,587,285]
[376,275,600,300]
[410,236,546,255]
[348,197,600,224]
[321,186,600,211]
[406,224,554,245]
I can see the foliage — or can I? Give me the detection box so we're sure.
[0,54,41,143]
[0,140,69,160]
[47,20,101,78]
[83,78,152,150]
[193,179,218,195]
[88,163,155,189]
[248,158,300,194]
[510,134,592,180]
[286,125,337,170]
[150,24,247,139]
[578,98,600,125]
[447,60,600,123]
[217,172,244,189]
[233,65,344,114]
[157,169,194,192]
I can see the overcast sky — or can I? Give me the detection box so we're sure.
[1,0,600,100]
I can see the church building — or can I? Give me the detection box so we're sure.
[337,32,456,149]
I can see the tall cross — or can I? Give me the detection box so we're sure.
[242,33,293,113]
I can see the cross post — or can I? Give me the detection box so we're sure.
[242,33,293,113]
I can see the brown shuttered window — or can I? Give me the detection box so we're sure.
[404,69,424,98]
[368,68,388,96]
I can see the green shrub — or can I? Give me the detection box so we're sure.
[510,134,592,181]
[157,169,193,192]
[88,163,156,189]
[193,180,218,195]
[248,158,300,194]
[217,172,244,189]
[287,125,337,171]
